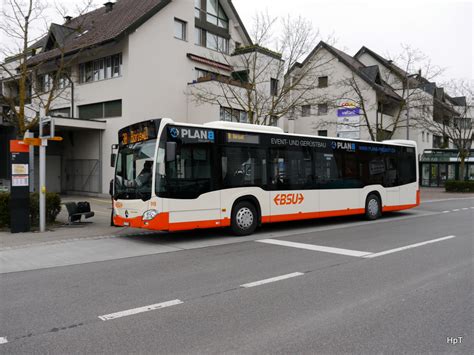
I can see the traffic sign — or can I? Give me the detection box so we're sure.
[40,117,54,138]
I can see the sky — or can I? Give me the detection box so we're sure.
[1,0,472,82]
[233,0,473,82]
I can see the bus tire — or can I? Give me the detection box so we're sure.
[231,201,258,236]
[365,193,381,220]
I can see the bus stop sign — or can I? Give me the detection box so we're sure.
[40,117,54,138]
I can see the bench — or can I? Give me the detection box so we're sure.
[64,201,95,224]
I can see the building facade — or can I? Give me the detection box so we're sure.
[284,42,472,175]
[1,2,471,193]
[2,0,278,195]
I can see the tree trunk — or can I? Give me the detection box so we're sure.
[459,153,467,181]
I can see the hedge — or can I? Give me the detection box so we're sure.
[445,180,474,193]
[0,192,62,228]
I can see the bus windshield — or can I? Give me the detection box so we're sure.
[115,139,156,200]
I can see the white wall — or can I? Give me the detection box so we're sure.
[290,46,378,141]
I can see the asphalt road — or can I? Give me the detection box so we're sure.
[1,198,473,354]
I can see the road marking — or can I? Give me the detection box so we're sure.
[257,239,372,257]
[98,299,183,321]
[442,210,450,213]
[364,235,456,258]
[461,208,469,210]
[241,272,304,288]
[422,197,474,203]
[452,209,460,212]
[0,337,7,344]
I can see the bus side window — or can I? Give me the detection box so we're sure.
[384,156,398,187]
[315,152,341,188]
[287,148,313,189]
[270,149,287,189]
[222,147,266,188]
[398,147,416,185]
[359,151,385,187]
[164,143,212,198]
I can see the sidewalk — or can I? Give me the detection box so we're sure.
[419,187,474,202]
[1,188,473,249]
[0,195,155,249]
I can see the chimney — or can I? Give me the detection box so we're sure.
[64,15,72,23]
[104,2,114,13]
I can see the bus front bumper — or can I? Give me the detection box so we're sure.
[113,212,170,231]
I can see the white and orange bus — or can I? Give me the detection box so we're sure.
[111,118,419,235]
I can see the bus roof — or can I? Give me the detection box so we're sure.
[142,118,417,148]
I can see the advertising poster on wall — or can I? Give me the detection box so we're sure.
[336,115,360,139]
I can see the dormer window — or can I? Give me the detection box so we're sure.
[195,0,229,30]
[206,0,228,29]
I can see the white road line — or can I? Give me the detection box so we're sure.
[452,209,460,212]
[241,272,304,288]
[257,239,372,257]
[461,208,469,210]
[442,210,450,213]
[0,337,7,344]
[364,235,456,259]
[98,299,183,321]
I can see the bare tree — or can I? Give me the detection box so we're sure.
[188,13,334,125]
[1,0,47,136]
[335,71,392,142]
[382,45,445,137]
[329,45,446,142]
[417,79,473,179]
[0,0,94,137]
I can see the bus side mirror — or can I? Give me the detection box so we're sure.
[109,179,114,196]
[110,144,118,168]
[166,142,177,162]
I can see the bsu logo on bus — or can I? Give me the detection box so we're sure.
[273,193,304,205]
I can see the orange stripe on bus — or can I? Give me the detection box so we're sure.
[114,213,231,231]
[113,201,417,232]
[382,203,418,212]
[168,218,230,231]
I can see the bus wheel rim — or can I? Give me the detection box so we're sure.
[368,199,378,216]
[236,207,253,229]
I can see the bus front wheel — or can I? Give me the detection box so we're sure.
[231,201,258,236]
[365,194,381,220]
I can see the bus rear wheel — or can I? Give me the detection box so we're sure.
[365,194,381,220]
[231,201,258,236]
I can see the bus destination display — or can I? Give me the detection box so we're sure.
[119,121,158,145]
[226,132,259,144]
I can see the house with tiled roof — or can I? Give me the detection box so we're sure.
[354,46,470,153]
[285,41,403,143]
[283,43,472,186]
[1,0,273,195]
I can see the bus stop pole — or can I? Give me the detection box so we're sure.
[39,138,47,232]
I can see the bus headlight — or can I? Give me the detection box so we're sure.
[142,209,158,221]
